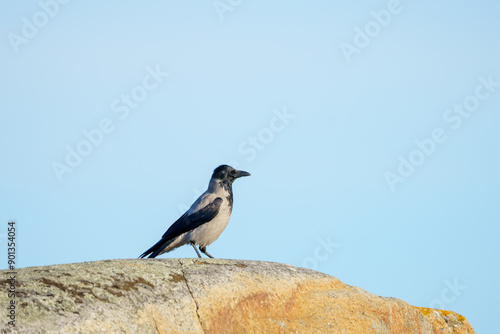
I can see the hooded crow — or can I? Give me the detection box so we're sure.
[139,165,250,259]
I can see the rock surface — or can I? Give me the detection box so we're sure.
[0,259,474,333]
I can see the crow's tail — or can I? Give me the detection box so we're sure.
[138,238,172,259]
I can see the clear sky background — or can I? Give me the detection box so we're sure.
[1,1,499,332]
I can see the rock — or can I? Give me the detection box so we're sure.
[0,259,474,333]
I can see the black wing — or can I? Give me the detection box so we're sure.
[139,197,223,258]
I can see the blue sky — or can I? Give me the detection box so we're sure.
[1,1,499,332]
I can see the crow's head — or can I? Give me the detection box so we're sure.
[212,165,250,183]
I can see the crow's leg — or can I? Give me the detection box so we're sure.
[199,246,214,258]
[190,241,202,258]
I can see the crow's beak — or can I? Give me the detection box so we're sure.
[234,170,251,178]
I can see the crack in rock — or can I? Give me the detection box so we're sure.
[178,260,205,334]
